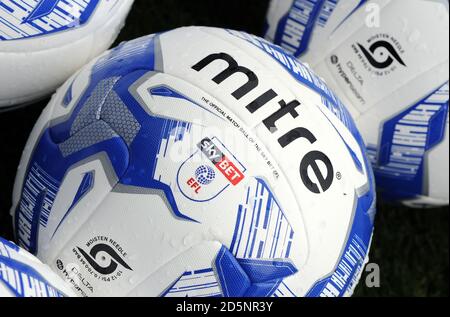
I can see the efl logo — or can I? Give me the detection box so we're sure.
[198,138,245,186]
[186,165,216,194]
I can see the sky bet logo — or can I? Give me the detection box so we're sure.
[198,137,245,186]
[187,138,245,195]
[192,53,334,194]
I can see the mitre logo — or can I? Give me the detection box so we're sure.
[192,53,335,194]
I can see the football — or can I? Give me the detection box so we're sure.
[0,236,74,297]
[11,26,375,297]
[265,0,449,207]
[0,0,134,110]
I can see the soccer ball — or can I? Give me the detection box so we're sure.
[265,0,449,208]
[0,237,74,297]
[11,27,376,297]
[0,0,134,110]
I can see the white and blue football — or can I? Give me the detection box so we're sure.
[265,0,449,208]
[0,0,134,109]
[11,27,376,297]
[0,237,74,297]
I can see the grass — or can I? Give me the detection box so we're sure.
[0,0,448,297]
[355,203,448,297]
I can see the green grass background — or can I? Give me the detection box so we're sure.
[0,0,448,297]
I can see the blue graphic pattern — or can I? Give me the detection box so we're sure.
[305,139,376,297]
[24,0,65,22]
[269,0,367,57]
[164,246,298,298]
[15,36,156,252]
[14,34,202,254]
[0,0,100,41]
[52,171,95,238]
[0,238,67,297]
[229,178,294,260]
[149,85,224,120]
[306,164,376,296]
[367,82,449,201]
[162,268,222,297]
[274,0,329,57]
[0,237,19,254]
[16,162,60,253]
[215,246,298,297]
[156,175,300,298]
[63,80,74,107]
[270,0,339,57]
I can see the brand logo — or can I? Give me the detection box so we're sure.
[357,40,406,69]
[186,165,216,194]
[177,137,247,201]
[195,166,216,185]
[73,236,132,284]
[192,53,334,194]
[77,244,132,275]
[351,34,406,78]
[198,138,245,186]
